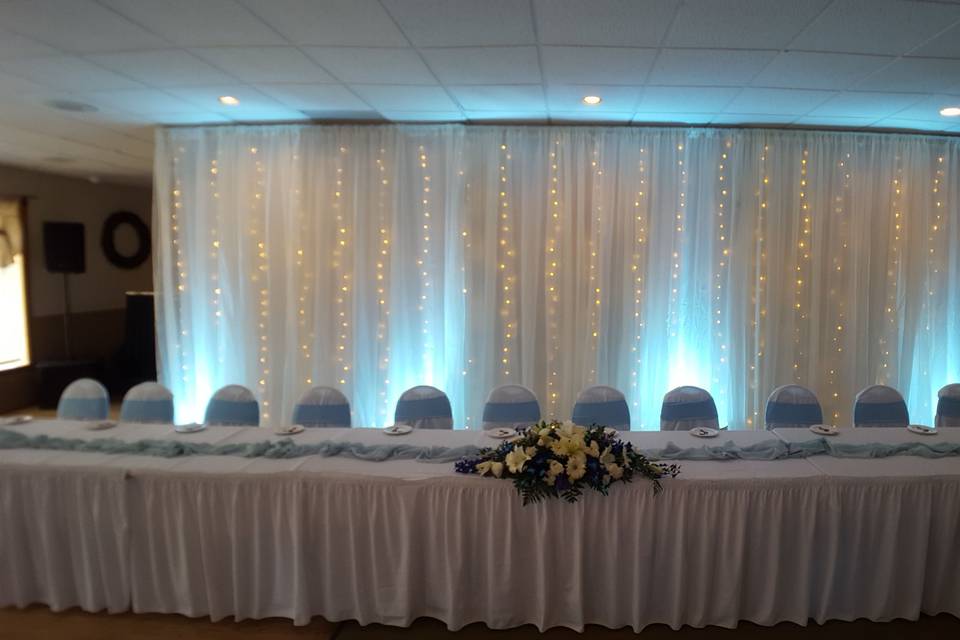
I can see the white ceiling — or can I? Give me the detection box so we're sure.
[1,0,960,184]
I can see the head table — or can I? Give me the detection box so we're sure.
[1,420,958,632]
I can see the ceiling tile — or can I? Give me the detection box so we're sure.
[855,57,960,93]
[0,0,166,53]
[665,0,831,49]
[632,113,713,124]
[102,0,284,47]
[790,0,960,55]
[422,47,540,85]
[304,48,434,84]
[350,85,460,112]
[541,47,656,85]
[447,85,546,111]
[193,47,335,83]
[710,113,798,125]
[0,29,62,59]
[910,22,960,58]
[550,111,634,123]
[240,0,408,46]
[871,117,955,132]
[0,56,143,91]
[885,94,960,123]
[546,85,641,112]
[380,111,465,122]
[0,70,49,99]
[76,89,206,115]
[534,0,679,46]
[809,91,925,119]
[465,110,548,122]
[792,115,880,127]
[86,50,236,88]
[649,49,776,86]
[637,87,739,113]
[253,84,369,111]
[752,52,893,90]
[381,0,535,46]
[165,85,302,121]
[724,88,834,115]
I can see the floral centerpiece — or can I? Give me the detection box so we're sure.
[455,420,679,504]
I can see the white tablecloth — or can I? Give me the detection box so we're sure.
[1,421,959,631]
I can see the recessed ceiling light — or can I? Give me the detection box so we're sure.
[45,99,98,113]
[582,95,602,106]
[219,95,240,106]
[940,106,960,117]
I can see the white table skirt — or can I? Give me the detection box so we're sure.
[2,421,959,631]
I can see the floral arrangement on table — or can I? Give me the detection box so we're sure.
[455,420,680,505]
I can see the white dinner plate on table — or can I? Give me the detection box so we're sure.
[487,427,515,439]
[274,424,304,436]
[383,425,413,436]
[810,424,839,436]
[84,420,116,431]
[907,424,937,436]
[689,427,719,438]
[0,415,32,426]
[175,422,206,434]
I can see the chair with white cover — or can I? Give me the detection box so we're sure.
[572,385,630,431]
[204,384,260,426]
[853,384,909,428]
[57,378,109,421]
[394,385,453,429]
[120,382,174,424]
[482,385,541,431]
[660,386,719,431]
[764,384,823,429]
[293,386,351,428]
[935,383,960,427]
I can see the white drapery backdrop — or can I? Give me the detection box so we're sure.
[154,125,960,429]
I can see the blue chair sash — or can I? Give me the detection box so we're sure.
[660,399,718,421]
[293,403,351,427]
[854,399,909,425]
[205,399,260,426]
[482,400,540,423]
[395,395,452,421]
[58,396,110,420]
[572,399,630,426]
[121,398,174,423]
[765,400,823,425]
[937,396,960,419]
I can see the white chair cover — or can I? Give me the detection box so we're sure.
[482,385,541,431]
[572,385,630,431]
[57,378,109,421]
[204,385,260,426]
[120,382,174,424]
[935,383,960,428]
[394,385,453,430]
[853,384,909,428]
[764,384,823,429]
[660,386,719,431]
[292,386,351,428]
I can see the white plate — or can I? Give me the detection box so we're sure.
[383,425,413,436]
[689,427,719,438]
[0,415,32,426]
[274,424,305,436]
[487,427,515,439]
[175,422,206,433]
[84,420,116,431]
[907,424,937,436]
[809,424,839,436]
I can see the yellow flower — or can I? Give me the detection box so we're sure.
[599,447,616,466]
[586,441,600,458]
[545,459,564,486]
[605,463,623,480]
[505,445,531,474]
[491,461,504,478]
[475,460,493,476]
[566,452,587,481]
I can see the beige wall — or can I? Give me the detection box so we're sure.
[0,164,152,411]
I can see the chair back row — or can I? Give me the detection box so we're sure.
[57,378,960,429]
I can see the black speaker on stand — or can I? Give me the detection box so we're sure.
[37,222,101,408]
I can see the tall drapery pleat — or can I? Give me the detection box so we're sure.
[154,125,960,428]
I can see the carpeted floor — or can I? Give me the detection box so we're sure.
[1,607,958,639]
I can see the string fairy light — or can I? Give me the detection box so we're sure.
[546,138,562,416]
[498,141,515,380]
[630,147,648,421]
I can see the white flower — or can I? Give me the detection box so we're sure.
[586,440,600,458]
[605,463,623,480]
[599,447,616,466]
[566,452,587,481]
[505,445,531,474]
[545,459,564,485]
[475,460,493,476]
[491,461,504,478]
